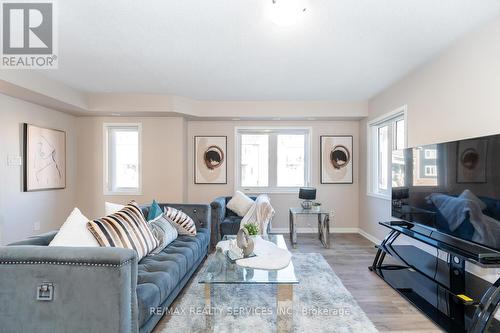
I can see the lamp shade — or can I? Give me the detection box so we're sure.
[299,187,316,200]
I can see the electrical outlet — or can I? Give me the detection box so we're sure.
[33,222,41,232]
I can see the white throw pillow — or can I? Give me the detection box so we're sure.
[49,208,100,247]
[459,190,487,211]
[227,191,254,217]
[105,201,125,215]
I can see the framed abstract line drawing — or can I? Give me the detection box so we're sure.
[320,135,353,184]
[23,123,66,191]
[194,136,227,184]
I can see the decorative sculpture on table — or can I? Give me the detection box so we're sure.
[236,228,255,257]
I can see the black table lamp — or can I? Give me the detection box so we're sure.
[299,187,316,209]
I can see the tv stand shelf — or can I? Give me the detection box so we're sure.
[380,221,500,265]
[370,221,500,333]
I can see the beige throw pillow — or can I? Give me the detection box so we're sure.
[164,207,197,236]
[88,201,159,260]
[227,191,254,217]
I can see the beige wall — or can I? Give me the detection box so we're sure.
[0,95,78,245]
[359,16,500,280]
[187,120,360,231]
[2,15,500,253]
[0,104,360,244]
[76,117,187,218]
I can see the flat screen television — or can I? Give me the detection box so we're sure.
[391,134,500,252]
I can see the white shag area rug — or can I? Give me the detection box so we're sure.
[156,253,378,333]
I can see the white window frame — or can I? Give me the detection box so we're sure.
[367,106,407,200]
[425,165,437,177]
[103,123,143,195]
[424,149,437,159]
[235,127,312,194]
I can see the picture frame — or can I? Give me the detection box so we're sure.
[23,123,66,192]
[456,138,488,184]
[194,136,227,184]
[320,135,353,184]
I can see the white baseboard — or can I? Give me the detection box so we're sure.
[271,227,359,234]
[357,228,381,245]
[270,226,382,245]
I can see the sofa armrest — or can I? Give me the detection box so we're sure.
[0,246,138,333]
[8,230,58,246]
[210,197,227,244]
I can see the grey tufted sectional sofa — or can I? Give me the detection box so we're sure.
[0,203,211,333]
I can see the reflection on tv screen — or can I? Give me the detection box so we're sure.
[392,135,500,251]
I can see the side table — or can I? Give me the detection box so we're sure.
[289,207,331,249]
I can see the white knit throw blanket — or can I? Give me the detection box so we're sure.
[239,194,275,235]
[216,236,292,270]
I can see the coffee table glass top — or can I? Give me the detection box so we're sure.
[290,207,330,215]
[198,234,298,285]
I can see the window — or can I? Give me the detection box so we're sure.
[368,107,406,198]
[240,134,269,187]
[413,145,438,186]
[103,124,142,195]
[236,128,310,192]
[425,165,437,177]
[424,149,437,159]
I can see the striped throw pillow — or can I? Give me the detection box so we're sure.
[164,207,197,236]
[87,201,159,260]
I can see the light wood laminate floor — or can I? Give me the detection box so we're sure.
[285,233,442,333]
[155,233,442,332]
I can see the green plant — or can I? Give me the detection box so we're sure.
[243,223,259,236]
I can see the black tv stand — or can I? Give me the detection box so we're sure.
[370,221,500,333]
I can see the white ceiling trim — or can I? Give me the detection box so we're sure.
[0,72,368,120]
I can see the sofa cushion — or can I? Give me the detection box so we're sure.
[105,201,125,215]
[459,190,487,211]
[149,215,178,255]
[224,196,257,217]
[482,196,500,220]
[220,216,243,237]
[49,208,100,247]
[164,207,197,236]
[226,191,254,217]
[136,228,210,328]
[147,200,163,221]
[87,201,159,261]
[136,283,162,328]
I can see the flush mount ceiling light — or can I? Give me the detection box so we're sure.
[269,0,307,27]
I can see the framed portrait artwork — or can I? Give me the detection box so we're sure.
[194,136,227,184]
[23,123,66,191]
[456,138,488,183]
[320,135,353,184]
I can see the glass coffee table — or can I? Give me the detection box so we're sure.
[198,234,298,332]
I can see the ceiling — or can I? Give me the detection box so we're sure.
[40,0,500,101]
